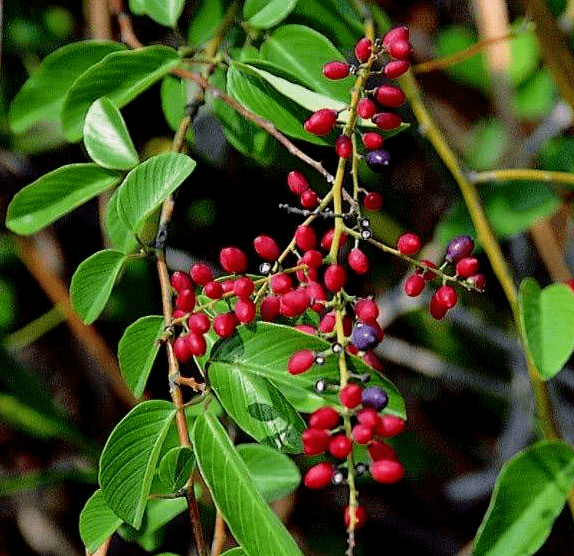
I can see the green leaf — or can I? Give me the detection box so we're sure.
[103,188,139,254]
[507,19,540,88]
[518,279,574,380]
[187,0,224,47]
[205,322,405,418]
[209,361,305,453]
[192,413,305,556]
[118,315,165,398]
[473,440,574,556]
[515,69,556,120]
[243,0,298,29]
[221,550,247,556]
[466,118,509,171]
[70,250,127,325]
[83,98,139,170]
[9,41,125,134]
[0,468,96,497]
[116,153,196,234]
[237,443,300,501]
[61,46,180,141]
[99,400,176,528]
[128,0,185,27]
[260,24,353,103]
[79,489,123,554]
[5,164,121,235]
[209,69,277,165]
[158,446,195,492]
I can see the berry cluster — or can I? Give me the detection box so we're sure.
[400,234,486,320]
[302,383,405,528]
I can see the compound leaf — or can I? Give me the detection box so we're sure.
[5,164,121,235]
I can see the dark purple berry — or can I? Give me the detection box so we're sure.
[351,323,379,351]
[361,386,388,411]
[445,235,474,264]
[365,149,390,172]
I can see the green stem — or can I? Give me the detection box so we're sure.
[3,306,65,351]
[471,168,574,188]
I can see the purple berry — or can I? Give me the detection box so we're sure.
[445,235,474,264]
[351,323,379,351]
[365,149,390,172]
[361,386,388,411]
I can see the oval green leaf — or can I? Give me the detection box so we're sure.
[84,98,139,170]
[205,322,405,418]
[79,489,123,554]
[103,188,139,254]
[9,41,125,134]
[473,440,574,556]
[237,443,300,501]
[61,46,180,141]
[99,400,176,528]
[243,0,298,29]
[70,250,127,325]
[6,163,121,235]
[192,413,304,556]
[128,0,185,27]
[118,315,165,398]
[158,446,195,493]
[519,279,574,379]
[209,361,305,453]
[187,0,224,47]
[116,152,195,233]
[260,24,353,103]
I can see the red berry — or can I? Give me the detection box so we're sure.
[305,281,327,312]
[456,257,479,278]
[348,248,369,275]
[361,131,384,150]
[173,336,192,362]
[340,383,363,408]
[260,295,280,321]
[295,324,316,335]
[287,170,309,195]
[300,189,320,209]
[296,261,318,283]
[368,439,398,461]
[372,112,402,130]
[309,406,341,430]
[253,235,280,261]
[354,37,372,62]
[355,298,379,323]
[270,273,293,295]
[375,85,406,108]
[357,98,377,119]
[323,61,351,80]
[362,191,383,211]
[302,428,331,455]
[396,233,421,255]
[295,225,317,252]
[324,264,348,292]
[175,289,196,312]
[221,279,235,293]
[234,299,256,323]
[566,279,574,293]
[171,270,193,293]
[382,26,410,49]
[403,274,425,297]
[172,309,186,319]
[320,228,347,250]
[186,332,207,357]
[304,461,335,489]
[301,249,323,269]
[419,259,438,281]
[329,433,353,459]
[188,312,210,334]
[288,349,315,375]
[219,247,248,274]
[362,350,384,371]
[357,407,381,429]
[466,273,486,291]
[344,505,368,529]
[370,459,405,483]
[429,292,448,320]
[387,39,413,61]
[304,108,338,136]
[279,290,310,318]
[204,280,223,300]
[319,312,336,333]
[375,414,406,438]
[233,276,254,299]
[384,60,410,78]
[213,312,238,338]
[190,263,214,286]
[435,285,457,309]
[352,424,374,445]
[335,135,352,158]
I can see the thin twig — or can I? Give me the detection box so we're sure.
[210,511,227,556]
[471,167,574,188]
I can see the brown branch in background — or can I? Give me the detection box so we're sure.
[530,220,572,282]
[84,0,112,40]
[210,512,227,556]
[15,235,137,408]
